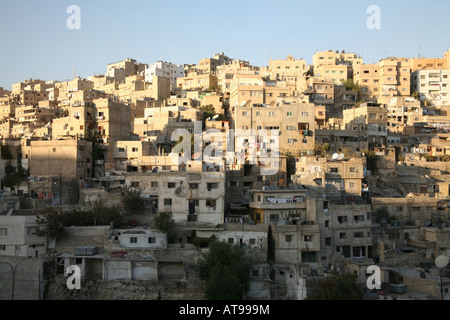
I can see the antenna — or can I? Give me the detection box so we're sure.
[419,45,422,58]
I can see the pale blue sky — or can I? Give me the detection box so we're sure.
[0,0,449,89]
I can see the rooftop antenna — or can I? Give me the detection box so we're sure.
[73,66,76,79]
[419,45,422,58]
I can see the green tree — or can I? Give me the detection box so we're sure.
[35,208,67,243]
[154,211,175,234]
[199,104,216,120]
[314,142,330,157]
[90,197,124,227]
[199,241,253,300]
[363,149,379,173]
[122,186,145,215]
[0,145,13,160]
[307,273,363,300]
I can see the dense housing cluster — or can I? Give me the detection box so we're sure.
[1,49,450,300]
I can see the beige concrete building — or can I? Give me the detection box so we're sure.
[411,49,450,71]
[125,166,225,226]
[177,72,219,91]
[293,155,365,198]
[29,139,92,180]
[343,102,388,146]
[386,97,423,133]
[233,100,316,155]
[230,74,264,108]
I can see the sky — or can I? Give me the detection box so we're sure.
[0,0,449,89]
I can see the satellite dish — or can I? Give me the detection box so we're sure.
[212,115,219,120]
[338,153,345,160]
[435,255,449,268]
[332,153,339,160]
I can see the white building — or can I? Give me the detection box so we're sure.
[145,61,185,89]
[411,69,450,106]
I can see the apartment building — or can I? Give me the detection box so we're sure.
[229,74,265,108]
[411,69,450,106]
[270,220,321,268]
[386,97,423,133]
[125,166,225,226]
[11,79,48,95]
[29,139,92,180]
[293,155,365,198]
[176,72,218,91]
[107,58,148,78]
[216,62,260,94]
[411,49,450,71]
[353,63,380,99]
[313,50,363,82]
[343,102,388,146]
[145,61,185,89]
[378,57,412,98]
[268,55,307,91]
[195,52,233,75]
[52,101,96,139]
[233,101,316,155]
[0,211,48,258]
[249,185,308,225]
[133,105,203,149]
[321,202,373,261]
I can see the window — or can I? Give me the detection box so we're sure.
[325,220,330,227]
[285,235,292,242]
[354,215,364,222]
[229,181,238,187]
[27,227,38,235]
[164,198,172,206]
[412,207,421,212]
[132,147,139,152]
[270,214,279,222]
[269,112,275,117]
[151,182,158,188]
[350,167,356,173]
[168,182,176,188]
[130,237,138,244]
[301,112,308,117]
[338,216,347,224]
[252,269,259,277]
[131,181,139,188]
[206,199,216,208]
[304,235,313,242]
[287,112,293,117]
[339,233,347,239]
[0,228,7,236]
[207,183,219,190]
[118,147,125,152]
[228,238,234,244]
[354,232,364,238]
[325,238,332,246]
[330,167,339,173]
[189,183,199,189]
[349,182,355,188]
[148,237,156,244]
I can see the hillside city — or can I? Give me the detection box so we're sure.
[1,49,450,300]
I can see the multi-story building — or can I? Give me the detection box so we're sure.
[249,185,308,225]
[411,49,450,71]
[176,72,218,91]
[29,139,92,180]
[145,61,185,90]
[411,69,450,106]
[233,100,316,155]
[343,102,388,146]
[125,164,225,226]
[386,97,423,133]
[0,211,48,258]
